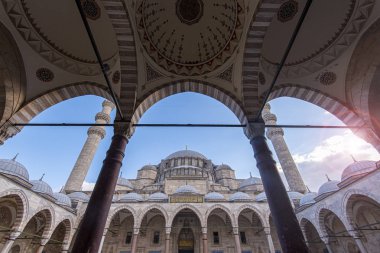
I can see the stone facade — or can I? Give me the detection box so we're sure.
[1,149,379,253]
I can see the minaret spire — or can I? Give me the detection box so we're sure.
[262,103,308,193]
[64,100,115,193]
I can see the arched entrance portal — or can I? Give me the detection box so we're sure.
[178,228,195,253]
[171,208,202,253]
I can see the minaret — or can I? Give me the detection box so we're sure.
[262,103,307,193]
[64,100,115,193]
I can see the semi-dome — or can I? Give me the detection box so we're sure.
[215,164,233,171]
[288,191,304,200]
[148,192,169,202]
[117,177,134,189]
[174,185,199,195]
[229,192,253,202]
[239,176,262,189]
[68,192,90,202]
[166,150,207,160]
[300,192,318,206]
[205,192,225,201]
[53,192,72,207]
[341,160,377,181]
[119,192,144,202]
[0,158,29,182]
[31,180,53,196]
[256,192,267,202]
[318,180,340,196]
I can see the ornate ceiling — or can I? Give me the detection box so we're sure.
[136,0,245,75]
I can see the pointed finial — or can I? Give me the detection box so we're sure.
[39,173,45,181]
[306,185,311,193]
[350,154,357,162]
[185,145,188,150]
[325,174,331,182]
[120,171,123,178]
[12,153,19,161]
[250,172,252,178]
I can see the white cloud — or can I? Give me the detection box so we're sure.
[82,181,95,191]
[292,131,380,192]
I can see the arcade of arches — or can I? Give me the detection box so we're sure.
[1,0,380,252]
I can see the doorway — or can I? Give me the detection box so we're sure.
[178,228,194,253]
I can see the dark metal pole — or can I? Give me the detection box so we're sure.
[250,126,309,252]
[74,0,124,120]
[254,0,313,121]
[70,133,128,253]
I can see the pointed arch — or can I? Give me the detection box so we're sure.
[105,205,137,230]
[236,204,267,228]
[169,204,205,227]
[268,83,380,150]
[205,204,236,227]
[0,189,29,231]
[138,204,169,228]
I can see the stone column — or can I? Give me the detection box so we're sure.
[233,227,241,253]
[165,227,171,253]
[64,100,115,193]
[264,228,275,253]
[98,230,107,253]
[352,235,368,253]
[322,239,334,253]
[248,121,308,253]
[70,122,130,253]
[0,121,20,145]
[131,227,140,253]
[262,104,307,193]
[201,227,208,253]
[36,239,48,253]
[0,232,20,253]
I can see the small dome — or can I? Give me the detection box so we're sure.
[229,192,253,202]
[341,160,377,181]
[68,192,90,202]
[53,193,72,207]
[300,192,317,206]
[318,180,340,196]
[174,185,199,194]
[117,177,134,188]
[148,192,168,202]
[287,191,304,200]
[140,165,157,171]
[239,176,262,189]
[166,150,207,160]
[216,164,233,171]
[205,192,225,201]
[31,180,53,196]
[0,158,29,182]
[119,192,144,202]
[255,192,267,202]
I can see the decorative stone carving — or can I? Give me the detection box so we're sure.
[277,0,298,23]
[217,65,233,82]
[112,71,121,84]
[87,126,106,139]
[36,68,54,82]
[319,71,337,86]
[81,0,101,20]
[146,64,163,82]
[0,122,21,145]
[259,72,266,85]
[176,0,204,25]
[95,112,111,123]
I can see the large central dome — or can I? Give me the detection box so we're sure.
[137,0,244,75]
[166,150,207,160]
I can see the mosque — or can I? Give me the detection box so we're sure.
[0,102,380,253]
[1,0,380,252]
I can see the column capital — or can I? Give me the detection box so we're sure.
[266,127,284,139]
[201,227,207,234]
[114,121,133,138]
[264,227,271,235]
[232,227,239,235]
[165,227,172,235]
[8,231,21,240]
[246,119,266,141]
[0,121,21,145]
[133,227,140,235]
[96,112,111,123]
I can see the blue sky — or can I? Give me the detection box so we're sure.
[0,93,379,192]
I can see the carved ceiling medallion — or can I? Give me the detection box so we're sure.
[81,0,101,20]
[137,0,244,76]
[36,68,54,82]
[277,0,298,23]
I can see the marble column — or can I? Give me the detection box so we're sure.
[324,241,334,253]
[353,236,368,253]
[98,230,107,253]
[131,228,140,253]
[64,100,115,193]
[248,121,308,253]
[264,228,275,253]
[233,227,241,253]
[202,227,208,253]
[36,240,48,253]
[70,122,130,253]
[165,228,171,253]
[262,104,307,193]
[0,232,20,253]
